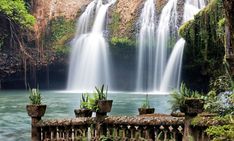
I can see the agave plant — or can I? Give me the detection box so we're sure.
[95,84,108,100]
[141,94,150,109]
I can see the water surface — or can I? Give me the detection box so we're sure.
[0,91,171,141]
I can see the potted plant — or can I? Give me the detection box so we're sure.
[26,88,46,118]
[74,93,92,117]
[170,83,204,116]
[94,85,113,114]
[138,94,155,115]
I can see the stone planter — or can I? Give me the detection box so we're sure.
[138,108,155,115]
[97,100,113,113]
[74,108,92,117]
[183,98,204,116]
[26,105,47,118]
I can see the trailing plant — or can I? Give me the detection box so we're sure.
[169,83,203,112]
[141,94,150,109]
[28,88,41,105]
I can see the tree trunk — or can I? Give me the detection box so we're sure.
[223,0,234,54]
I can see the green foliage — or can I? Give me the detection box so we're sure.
[0,0,35,28]
[180,0,225,91]
[53,44,70,56]
[80,93,91,109]
[204,90,221,113]
[109,12,120,36]
[49,17,75,42]
[217,18,225,42]
[79,85,109,112]
[95,85,108,100]
[209,75,232,93]
[191,116,203,126]
[206,115,234,141]
[99,135,114,141]
[179,20,194,38]
[110,37,135,48]
[141,94,150,108]
[28,88,41,105]
[204,90,234,115]
[47,17,75,55]
[206,125,234,141]
[86,93,99,112]
[169,83,203,112]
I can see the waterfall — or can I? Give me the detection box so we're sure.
[67,0,116,91]
[160,39,185,91]
[160,0,206,92]
[153,0,178,90]
[136,0,156,92]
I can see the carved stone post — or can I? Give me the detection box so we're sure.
[31,116,42,141]
[182,99,204,141]
[26,105,46,141]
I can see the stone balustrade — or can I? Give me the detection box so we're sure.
[33,115,185,141]
[27,109,230,141]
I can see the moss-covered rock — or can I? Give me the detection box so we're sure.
[45,17,75,56]
[179,0,225,92]
[110,37,135,48]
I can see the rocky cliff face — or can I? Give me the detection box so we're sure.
[109,0,144,38]
[31,0,91,46]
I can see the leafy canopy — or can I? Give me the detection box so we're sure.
[0,0,35,27]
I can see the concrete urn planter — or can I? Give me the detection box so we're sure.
[97,100,113,113]
[182,98,204,116]
[74,108,92,117]
[138,108,155,115]
[26,105,47,118]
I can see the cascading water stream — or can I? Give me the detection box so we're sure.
[136,0,156,92]
[160,0,206,91]
[153,0,178,90]
[160,39,185,91]
[67,0,116,91]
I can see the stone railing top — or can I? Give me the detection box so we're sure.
[36,115,185,127]
[36,114,229,128]
[37,117,96,127]
[104,115,184,126]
